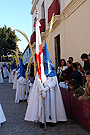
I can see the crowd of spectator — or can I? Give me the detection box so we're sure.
[57,53,90,101]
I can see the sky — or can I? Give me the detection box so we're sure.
[0,0,32,52]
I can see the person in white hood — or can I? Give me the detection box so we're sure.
[24,40,67,128]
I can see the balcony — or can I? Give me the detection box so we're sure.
[40,19,45,33]
[48,0,60,23]
[30,31,36,44]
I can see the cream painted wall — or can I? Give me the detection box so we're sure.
[64,0,90,65]
[47,22,66,66]
[47,0,90,67]
[31,0,90,68]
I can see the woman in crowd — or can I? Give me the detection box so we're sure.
[57,59,67,83]
[62,60,73,82]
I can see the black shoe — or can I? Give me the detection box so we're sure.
[40,122,44,128]
[19,100,23,103]
[48,123,55,127]
[24,99,27,102]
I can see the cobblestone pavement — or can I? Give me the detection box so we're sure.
[0,78,90,135]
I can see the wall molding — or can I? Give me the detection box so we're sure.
[30,0,39,15]
[63,0,87,19]
[31,0,87,44]
[41,0,87,40]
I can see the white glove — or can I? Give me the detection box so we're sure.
[42,86,49,98]
[29,83,33,87]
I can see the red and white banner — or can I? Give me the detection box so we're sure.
[36,18,46,84]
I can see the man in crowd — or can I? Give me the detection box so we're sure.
[69,63,82,86]
[81,53,90,71]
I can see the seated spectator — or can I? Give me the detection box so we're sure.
[78,70,90,101]
[57,59,67,82]
[68,79,85,97]
[75,62,84,75]
[68,56,73,64]
[62,60,73,82]
[69,63,83,86]
[76,62,85,85]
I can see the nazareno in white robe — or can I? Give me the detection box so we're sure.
[9,69,16,83]
[3,67,9,78]
[13,69,20,89]
[0,69,3,83]
[24,73,67,123]
[0,104,6,125]
[15,76,28,103]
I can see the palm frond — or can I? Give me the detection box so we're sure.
[15,29,30,43]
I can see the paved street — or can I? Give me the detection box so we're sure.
[0,78,90,135]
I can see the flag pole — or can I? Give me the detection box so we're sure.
[36,6,46,131]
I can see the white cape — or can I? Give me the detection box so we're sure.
[25,73,67,123]
[13,69,19,89]
[9,69,16,83]
[3,67,9,78]
[15,76,28,103]
[0,69,3,83]
[0,104,6,124]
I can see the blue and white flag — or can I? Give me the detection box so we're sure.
[44,40,57,77]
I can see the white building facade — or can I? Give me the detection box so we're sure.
[23,44,31,65]
[30,0,90,68]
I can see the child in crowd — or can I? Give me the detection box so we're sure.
[78,70,90,101]
[68,79,85,97]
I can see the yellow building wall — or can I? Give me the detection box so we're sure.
[48,0,90,67]
[65,0,90,65]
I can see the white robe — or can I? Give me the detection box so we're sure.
[15,77,28,103]
[3,67,9,78]
[9,71,12,83]
[0,104,6,124]
[27,80,33,102]
[9,69,16,83]
[0,69,3,83]
[24,73,67,123]
[13,69,19,89]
